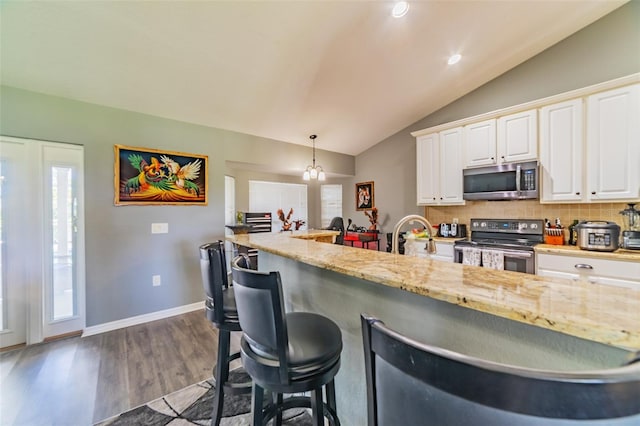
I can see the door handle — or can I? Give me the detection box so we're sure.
[574,263,593,270]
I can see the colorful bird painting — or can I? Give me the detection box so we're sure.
[118,149,205,203]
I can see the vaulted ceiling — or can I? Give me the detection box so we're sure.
[0,1,626,155]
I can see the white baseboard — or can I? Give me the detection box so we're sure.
[82,301,203,337]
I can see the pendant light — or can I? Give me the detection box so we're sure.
[303,134,326,181]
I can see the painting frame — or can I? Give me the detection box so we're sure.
[355,181,374,211]
[114,144,208,206]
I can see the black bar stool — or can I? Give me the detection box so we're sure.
[231,254,343,426]
[361,313,640,425]
[199,241,252,426]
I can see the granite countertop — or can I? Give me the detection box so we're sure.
[227,231,640,350]
[535,244,640,261]
[286,229,341,240]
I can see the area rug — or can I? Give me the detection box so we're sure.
[96,370,312,425]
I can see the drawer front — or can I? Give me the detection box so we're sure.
[537,253,640,282]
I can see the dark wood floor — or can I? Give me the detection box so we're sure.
[0,310,238,425]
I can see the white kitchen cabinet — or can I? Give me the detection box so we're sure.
[539,99,584,202]
[540,84,640,203]
[464,119,497,167]
[536,252,640,289]
[405,239,455,262]
[497,109,538,164]
[439,128,465,204]
[464,110,537,168]
[586,84,640,201]
[416,128,464,206]
[416,133,439,205]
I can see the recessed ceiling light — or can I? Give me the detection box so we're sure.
[447,54,462,65]
[392,1,410,18]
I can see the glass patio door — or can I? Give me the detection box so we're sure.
[0,136,85,348]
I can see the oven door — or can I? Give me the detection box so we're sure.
[454,245,535,274]
[502,248,535,274]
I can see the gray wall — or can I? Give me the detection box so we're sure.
[347,1,640,236]
[0,86,354,326]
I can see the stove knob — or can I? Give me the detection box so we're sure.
[520,223,528,230]
[480,222,487,228]
[530,223,538,230]
[472,221,479,228]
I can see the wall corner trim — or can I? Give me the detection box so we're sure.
[81,301,202,337]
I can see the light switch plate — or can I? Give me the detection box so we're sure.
[151,223,169,234]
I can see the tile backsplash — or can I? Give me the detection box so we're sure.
[425,200,632,232]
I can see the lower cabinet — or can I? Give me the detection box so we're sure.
[536,252,640,289]
[404,239,455,262]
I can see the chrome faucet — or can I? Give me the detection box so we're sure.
[391,214,436,255]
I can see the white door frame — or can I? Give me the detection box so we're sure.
[41,141,86,339]
[0,136,86,346]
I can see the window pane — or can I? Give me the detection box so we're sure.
[51,166,75,320]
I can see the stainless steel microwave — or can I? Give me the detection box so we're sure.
[463,161,538,201]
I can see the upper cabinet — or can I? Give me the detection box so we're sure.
[416,133,439,205]
[464,110,537,168]
[586,85,640,201]
[539,99,584,202]
[540,84,639,203]
[413,75,640,207]
[464,119,496,167]
[439,128,465,205]
[416,128,464,206]
[496,109,538,164]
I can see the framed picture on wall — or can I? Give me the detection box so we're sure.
[114,144,208,206]
[355,181,374,211]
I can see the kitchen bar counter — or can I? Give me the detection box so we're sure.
[229,231,640,350]
[228,230,638,425]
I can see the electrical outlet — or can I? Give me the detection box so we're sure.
[152,275,161,286]
[151,223,169,234]
[452,218,459,224]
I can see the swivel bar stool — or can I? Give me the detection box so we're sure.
[199,241,252,426]
[231,254,343,426]
[361,313,640,425]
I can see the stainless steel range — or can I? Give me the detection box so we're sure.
[453,218,544,274]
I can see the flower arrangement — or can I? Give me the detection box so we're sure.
[277,208,294,231]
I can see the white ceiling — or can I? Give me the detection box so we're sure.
[0,1,626,156]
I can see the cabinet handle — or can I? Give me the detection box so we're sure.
[491,157,494,160]
[574,263,593,270]
[591,191,596,195]
[501,156,505,159]
[575,192,580,195]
